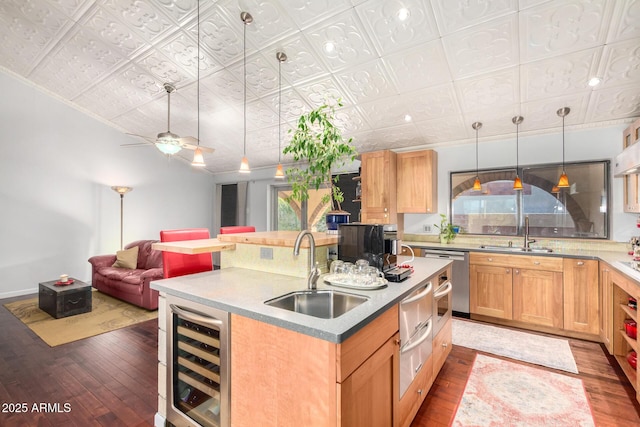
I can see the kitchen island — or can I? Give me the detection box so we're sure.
[151,255,451,427]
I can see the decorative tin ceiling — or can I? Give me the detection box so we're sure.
[1,0,639,174]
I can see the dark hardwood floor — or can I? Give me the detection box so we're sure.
[2,294,639,427]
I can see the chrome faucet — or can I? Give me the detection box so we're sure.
[524,216,536,249]
[293,230,320,290]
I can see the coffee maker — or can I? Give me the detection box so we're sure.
[338,223,411,282]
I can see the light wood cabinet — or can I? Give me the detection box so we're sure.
[563,258,599,335]
[432,317,452,376]
[609,269,639,404]
[622,118,640,212]
[599,262,613,354]
[397,354,433,427]
[396,150,437,214]
[470,262,513,319]
[361,150,397,225]
[341,333,399,427]
[513,267,563,328]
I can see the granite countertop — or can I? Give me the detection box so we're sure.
[151,256,450,344]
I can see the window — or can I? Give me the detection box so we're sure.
[451,161,609,239]
[271,185,330,231]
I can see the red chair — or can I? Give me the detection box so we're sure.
[160,228,213,278]
[219,226,256,234]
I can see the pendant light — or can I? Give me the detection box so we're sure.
[239,11,253,174]
[274,51,287,179]
[557,107,570,188]
[512,115,523,191]
[191,0,205,167]
[472,122,482,191]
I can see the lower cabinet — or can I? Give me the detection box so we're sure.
[341,333,399,427]
[513,268,563,328]
[470,262,513,320]
[599,262,613,353]
[563,258,599,334]
[432,317,452,376]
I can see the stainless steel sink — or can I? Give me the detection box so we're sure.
[265,290,369,319]
[479,245,553,253]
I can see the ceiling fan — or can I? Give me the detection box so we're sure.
[122,83,214,156]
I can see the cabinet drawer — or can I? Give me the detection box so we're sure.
[432,318,452,377]
[398,353,433,427]
[470,252,562,271]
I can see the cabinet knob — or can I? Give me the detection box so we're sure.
[515,269,519,274]
[577,261,584,266]
[488,258,493,262]
[384,207,388,212]
[442,342,448,348]
[395,339,400,346]
[417,389,423,395]
[506,269,510,274]
[533,261,540,265]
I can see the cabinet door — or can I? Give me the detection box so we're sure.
[563,258,599,334]
[599,263,612,353]
[513,268,563,328]
[623,121,640,212]
[361,150,397,224]
[396,150,437,214]
[340,333,399,427]
[470,264,513,319]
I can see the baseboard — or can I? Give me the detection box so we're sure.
[470,314,602,342]
[154,412,166,427]
[0,287,38,300]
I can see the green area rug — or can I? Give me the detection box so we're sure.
[452,354,594,426]
[4,290,157,346]
[452,318,578,373]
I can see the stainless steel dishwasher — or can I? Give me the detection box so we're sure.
[422,249,470,317]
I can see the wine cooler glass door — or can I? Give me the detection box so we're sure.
[167,297,229,427]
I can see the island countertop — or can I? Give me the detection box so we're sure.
[151,256,450,343]
[216,230,338,247]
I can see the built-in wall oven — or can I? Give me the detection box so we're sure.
[166,295,230,427]
[399,280,433,398]
[432,271,453,336]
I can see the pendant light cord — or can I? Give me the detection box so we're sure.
[243,15,247,158]
[278,55,281,163]
[196,0,200,145]
[562,114,565,172]
[516,122,519,171]
[475,129,479,177]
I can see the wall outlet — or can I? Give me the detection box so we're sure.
[260,247,273,260]
[423,224,432,233]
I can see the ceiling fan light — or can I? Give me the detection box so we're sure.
[513,175,523,191]
[473,177,481,191]
[239,156,250,173]
[191,147,205,167]
[557,172,570,188]
[275,163,285,179]
[155,142,182,155]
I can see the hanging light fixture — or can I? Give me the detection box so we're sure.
[557,107,570,188]
[512,115,524,191]
[191,0,205,167]
[472,122,482,191]
[274,51,287,179]
[239,11,253,173]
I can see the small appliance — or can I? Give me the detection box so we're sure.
[337,223,411,281]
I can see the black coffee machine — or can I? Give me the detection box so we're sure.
[337,223,411,282]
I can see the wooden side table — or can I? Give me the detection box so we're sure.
[38,278,92,319]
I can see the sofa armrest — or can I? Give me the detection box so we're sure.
[140,267,164,281]
[88,254,117,269]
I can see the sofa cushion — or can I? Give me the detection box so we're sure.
[125,239,162,270]
[112,246,139,269]
[98,266,139,281]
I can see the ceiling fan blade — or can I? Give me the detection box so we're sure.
[179,136,199,144]
[121,143,153,148]
[125,133,155,143]
[183,143,214,153]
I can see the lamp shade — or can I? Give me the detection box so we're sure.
[275,163,285,179]
[557,171,570,188]
[239,156,250,173]
[155,142,182,155]
[191,147,205,167]
[513,175,523,191]
[473,177,481,191]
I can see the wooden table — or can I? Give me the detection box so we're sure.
[151,238,236,254]
[38,278,92,319]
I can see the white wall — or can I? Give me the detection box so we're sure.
[403,124,636,242]
[0,72,214,298]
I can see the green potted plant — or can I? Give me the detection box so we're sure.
[282,98,358,231]
[434,214,457,244]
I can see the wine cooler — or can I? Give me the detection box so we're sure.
[166,296,230,427]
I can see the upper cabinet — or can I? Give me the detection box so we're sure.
[622,118,640,213]
[397,150,438,214]
[361,150,398,225]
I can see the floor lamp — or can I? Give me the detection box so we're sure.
[111,186,133,249]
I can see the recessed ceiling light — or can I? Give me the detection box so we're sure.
[404,114,412,122]
[324,41,335,53]
[588,77,602,87]
[397,8,410,21]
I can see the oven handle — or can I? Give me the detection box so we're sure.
[170,304,223,328]
[400,319,432,354]
[433,281,453,299]
[400,282,432,305]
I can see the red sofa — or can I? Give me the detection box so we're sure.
[88,240,163,310]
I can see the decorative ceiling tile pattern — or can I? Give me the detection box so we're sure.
[0,0,638,174]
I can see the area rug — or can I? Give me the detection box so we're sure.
[452,354,595,426]
[452,318,578,373]
[4,290,157,347]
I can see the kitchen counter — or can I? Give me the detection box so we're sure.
[217,230,338,247]
[151,256,450,343]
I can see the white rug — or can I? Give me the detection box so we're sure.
[452,319,578,374]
